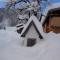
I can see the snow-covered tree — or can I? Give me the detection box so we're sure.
[5,0,49,25]
[5,0,48,16]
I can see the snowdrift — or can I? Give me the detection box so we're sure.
[0,28,60,60]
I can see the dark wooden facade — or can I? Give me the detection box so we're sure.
[43,9,60,33]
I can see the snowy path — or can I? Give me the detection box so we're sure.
[0,28,60,60]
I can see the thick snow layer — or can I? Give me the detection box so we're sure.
[0,27,60,60]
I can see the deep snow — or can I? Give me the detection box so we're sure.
[0,27,60,60]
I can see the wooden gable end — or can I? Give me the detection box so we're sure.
[43,9,60,33]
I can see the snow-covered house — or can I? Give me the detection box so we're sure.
[21,15,44,47]
[41,3,60,33]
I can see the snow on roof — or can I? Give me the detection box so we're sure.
[21,15,44,37]
[17,26,24,31]
[16,23,24,27]
[41,3,60,25]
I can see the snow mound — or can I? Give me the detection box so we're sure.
[0,28,60,60]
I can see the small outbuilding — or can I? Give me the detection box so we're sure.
[21,15,44,47]
[41,3,60,33]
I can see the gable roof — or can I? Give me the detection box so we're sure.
[21,15,44,39]
[41,3,60,25]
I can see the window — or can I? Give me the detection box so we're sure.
[27,38,36,47]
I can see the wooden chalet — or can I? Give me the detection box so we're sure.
[41,3,60,33]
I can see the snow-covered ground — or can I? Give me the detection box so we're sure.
[0,27,60,60]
